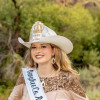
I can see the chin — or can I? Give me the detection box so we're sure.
[36,61,50,65]
[37,62,46,64]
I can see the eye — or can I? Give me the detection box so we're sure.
[41,46,46,48]
[31,47,36,49]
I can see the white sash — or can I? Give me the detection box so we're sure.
[22,68,48,100]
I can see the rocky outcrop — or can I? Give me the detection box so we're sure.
[55,0,100,8]
[55,0,80,6]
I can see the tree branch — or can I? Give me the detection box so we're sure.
[18,0,24,7]
[12,0,18,8]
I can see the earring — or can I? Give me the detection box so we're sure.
[51,56,55,64]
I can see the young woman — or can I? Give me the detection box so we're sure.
[8,21,89,100]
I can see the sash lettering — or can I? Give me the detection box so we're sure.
[22,68,48,100]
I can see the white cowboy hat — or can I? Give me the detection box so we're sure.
[18,21,73,54]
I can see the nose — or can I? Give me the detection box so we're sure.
[36,47,42,53]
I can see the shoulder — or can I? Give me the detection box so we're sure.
[16,72,25,86]
[59,70,86,98]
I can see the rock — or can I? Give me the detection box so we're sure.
[55,0,100,9]
[55,0,82,6]
[84,2,98,9]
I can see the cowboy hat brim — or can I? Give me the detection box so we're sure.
[18,35,73,54]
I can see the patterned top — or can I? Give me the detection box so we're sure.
[16,70,86,98]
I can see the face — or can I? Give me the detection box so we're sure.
[31,42,55,65]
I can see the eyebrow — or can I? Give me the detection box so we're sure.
[31,43,47,46]
[40,44,46,45]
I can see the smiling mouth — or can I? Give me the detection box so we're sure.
[35,55,44,59]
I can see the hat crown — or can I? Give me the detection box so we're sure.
[33,22,44,33]
[29,21,57,42]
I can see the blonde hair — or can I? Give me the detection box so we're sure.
[24,44,79,75]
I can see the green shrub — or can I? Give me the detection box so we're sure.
[86,88,100,100]
[79,65,100,88]
[79,65,100,100]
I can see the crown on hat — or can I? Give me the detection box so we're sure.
[33,22,44,33]
[29,21,57,42]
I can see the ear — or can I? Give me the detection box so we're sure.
[52,47,55,56]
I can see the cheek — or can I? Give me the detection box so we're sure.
[44,49,54,56]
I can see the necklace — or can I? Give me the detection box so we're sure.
[38,69,55,87]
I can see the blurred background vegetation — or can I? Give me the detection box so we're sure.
[0,0,100,100]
